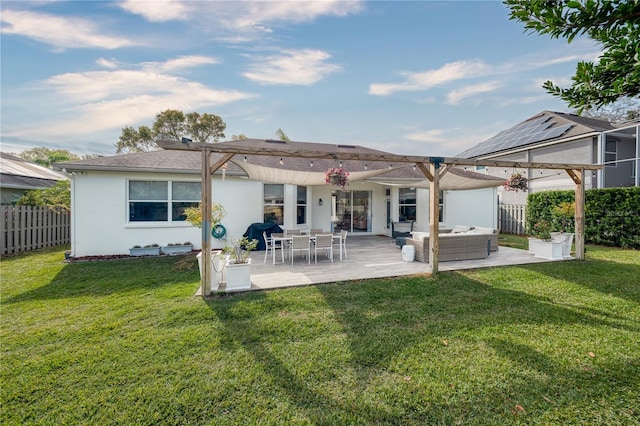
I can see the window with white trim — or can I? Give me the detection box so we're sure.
[398,187,416,221]
[296,186,307,225]
[128,180,200,222]
[264,184,284,225]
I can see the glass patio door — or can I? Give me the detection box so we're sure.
[331,190,371,233]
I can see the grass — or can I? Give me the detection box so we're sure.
[1,240,639,425]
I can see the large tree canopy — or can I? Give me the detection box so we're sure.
[16,147,79,168]
[116,109,227,153]
[505,0,640,111]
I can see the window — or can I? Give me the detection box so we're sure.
[128,180,200,222]
[398,188,416,221]
[296,186,307,225]
[605,140,617,167]
[264,184,284,225]
[439,190,444,223]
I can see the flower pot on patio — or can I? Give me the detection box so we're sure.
[196,250,226,292]
[532,239,564,260]
[551,232,574,259]
[225,258,252,291]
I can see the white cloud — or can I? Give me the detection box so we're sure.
[96,58,119,69]
[119,0,192,22]
[445,81,502,105]
[243,49,341,85]
[369,60,491,96]
[142,55,220,72]
[7,58,256,139]
[0,10,134,49]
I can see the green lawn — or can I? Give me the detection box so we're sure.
[2,241,639,425]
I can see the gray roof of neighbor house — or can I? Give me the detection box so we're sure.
[0,152,67,190]
[54,140,507,190]
[458,110,621,159]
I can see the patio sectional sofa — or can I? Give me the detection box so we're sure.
[404,225,499,262]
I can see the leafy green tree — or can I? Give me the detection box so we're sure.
[115,109,227,153]
[275,128,290,141]
[572,96,640,123]
[16,147,79,168]
[230,134,248,140]
[505,0,640,111]
[16,180,71,212]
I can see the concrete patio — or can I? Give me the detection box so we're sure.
[209,235,568,293]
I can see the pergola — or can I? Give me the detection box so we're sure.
[156,139,602,296]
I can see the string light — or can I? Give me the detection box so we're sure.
[364,163,368,170]
[389,164,392,169]
[279,158,283,165]
[243,156,247,163]
[412,164,417,171]
[309,160,314,168]
[339,160,343,168]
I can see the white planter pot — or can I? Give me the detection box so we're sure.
[162,244,193,255]
[129,246,161,256]
[527,238,541,254]
[225,258,252,291]
[533,240,564,260]
[196,250,225,292]
[551,233,574,259]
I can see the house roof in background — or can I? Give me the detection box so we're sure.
[0,152,67,190]
[458,110,619,159]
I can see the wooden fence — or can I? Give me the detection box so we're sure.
[498,204,526,235]
[1,205,70,256]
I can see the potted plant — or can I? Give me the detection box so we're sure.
[325,167,349,189]
[550,201,575,258]
[129,243,161,256]
[223,236,258,291]
[528,220,563,260]
[503,172,528,192]
[161,241,194,255]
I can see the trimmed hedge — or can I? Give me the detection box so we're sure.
[526,187,640,249]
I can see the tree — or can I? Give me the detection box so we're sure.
[115,109,227,153]
[16,180,71,212]
[230,134,248,140]
[505,0,640,111]
[16,147,79,168]
[275,128,291,141]
[571,96,640,123]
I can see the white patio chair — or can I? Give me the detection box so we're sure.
[340,229,348,259]
[290,234,310,264]
[314,234,333,263]
[263,231,284,264]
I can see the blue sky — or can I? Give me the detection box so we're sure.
[1,1,599,157]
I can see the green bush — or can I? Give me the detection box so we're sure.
[526,187,640,249]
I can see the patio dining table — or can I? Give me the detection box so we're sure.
[271,233,345,264]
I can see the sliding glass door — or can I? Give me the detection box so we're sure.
[331,190,371,233]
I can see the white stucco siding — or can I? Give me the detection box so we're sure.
[443,188,498,229]
[71,171,262,257]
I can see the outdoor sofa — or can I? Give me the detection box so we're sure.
[405,225,496,262]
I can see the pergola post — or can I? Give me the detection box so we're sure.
[428,162,441,274]
[201,148,212,296]
[566,168,585,261]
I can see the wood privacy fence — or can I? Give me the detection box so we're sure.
[498,204,526,235]
[1,205,70,256]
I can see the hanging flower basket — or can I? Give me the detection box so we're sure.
[503,172,528,192]
[325,167,349,189]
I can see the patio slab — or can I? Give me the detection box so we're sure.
[204,235,569,293]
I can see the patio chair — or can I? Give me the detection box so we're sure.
[285,229,301,235]
[263,231,284,264]
[340,229,348,259]
[310,228,324,236]
[290,234,310,264]
[314,234,333,263]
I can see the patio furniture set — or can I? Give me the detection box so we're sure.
[264,229,348,265]
[403,225,499,263]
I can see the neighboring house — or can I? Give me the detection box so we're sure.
[0,152,68,204]
[55,141,503,257]
[458,111,640,204]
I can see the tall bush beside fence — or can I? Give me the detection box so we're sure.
[1,205,70,255]
[526,187,640,249]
